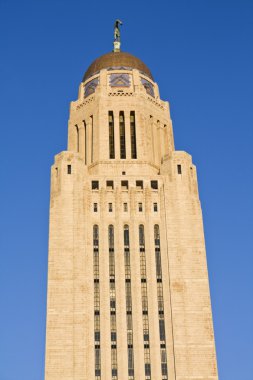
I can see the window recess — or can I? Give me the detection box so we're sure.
[109,111,115,159]
[151,180,158,189]
[92,181,99,190]
[106,180,114,190]
[121,180,128,190]
[136,180,143,190]
[119,111,126,159]
[130,111,137,159]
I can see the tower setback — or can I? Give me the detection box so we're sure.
[45,49,218,380]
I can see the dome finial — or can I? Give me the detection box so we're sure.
[114,19,123,52]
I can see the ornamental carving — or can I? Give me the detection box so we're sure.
[109,73,131,87]
[84,77,99,98]
[141,77,155,97]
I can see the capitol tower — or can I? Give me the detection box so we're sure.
[45,23,218,380]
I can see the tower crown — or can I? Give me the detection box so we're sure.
[70,50,171,172]
[83,51,153,81]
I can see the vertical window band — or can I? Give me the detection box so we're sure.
[75,125,79,153]
[83,120,87,165]
[108,225,118,379]
[139,225,151,379]
[130,111,137,159]
[119,111,126,159]
[154,225,168,380]
[109,111,115,159]
[124,225,134,379]
[91,116,94,163]
[93,225,101,379]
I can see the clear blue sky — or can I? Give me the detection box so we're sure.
[0,0,252,379]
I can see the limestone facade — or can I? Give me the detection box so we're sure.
[45,53,218,380]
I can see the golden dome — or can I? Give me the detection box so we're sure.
[83,51,153,82]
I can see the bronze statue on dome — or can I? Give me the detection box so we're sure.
[114,19,123,41]
[113,19,123,52]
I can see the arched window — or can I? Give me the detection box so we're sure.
[93,225,99,246]
[119,111,126,159]
[108,225,114,249]
[124,224,129,246]
[139,224,145,246]
[154,224,160,244]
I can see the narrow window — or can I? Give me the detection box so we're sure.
[154,203,158,212]
[83,120,87,165]
[151,180,158,189]
[108,225,114,249]
[67,165,71,174]
[161,362,168,376]
[94,203,98,212]
[119,111,126,159]
[124,203,128,212]
[121,180,128,190]
[177,164,182,174]
[93,225,99,246]
[159,320,165,341]
[111,332,117,341]
[92,181,99,190]
[130,111,137,159]
[109,203,113,212]
[145,363,151,376]
[139,225,145,246]
[124,225,130,246]
[107,180,114,190]
[91,116,94,163]
[112,368,117,377]
[95,331,100,341]
[138,202,143,212]
[154,224,160,243]
[109,111,115,159]
[136,180,143,189]
[75,125,79,153]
